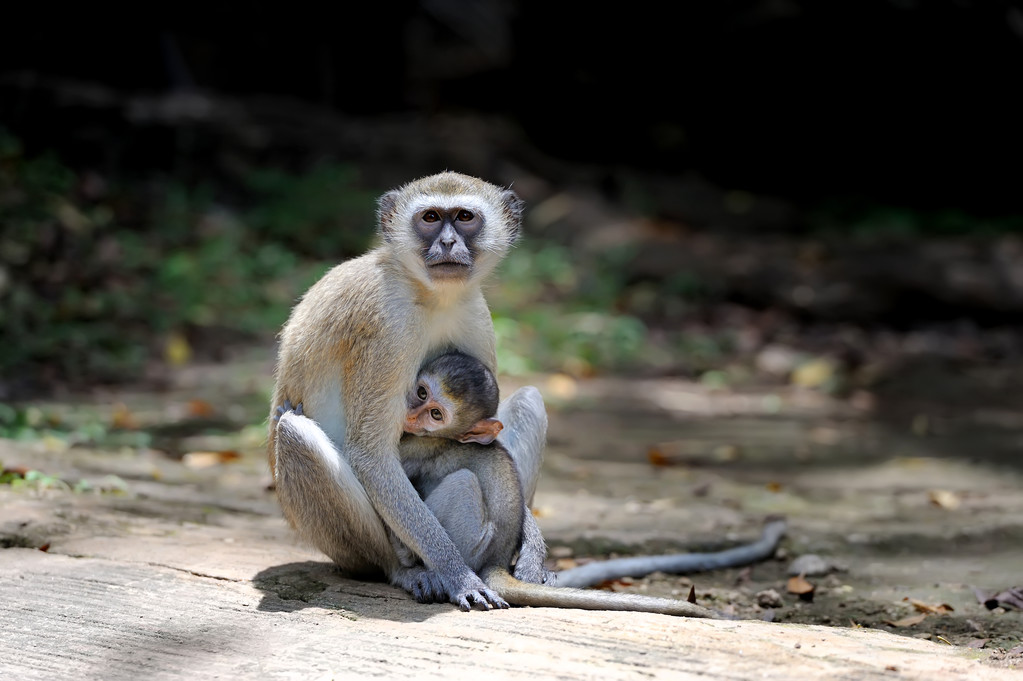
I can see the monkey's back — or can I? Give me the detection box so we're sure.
[268,249,417,468]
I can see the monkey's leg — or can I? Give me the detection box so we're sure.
[397,468,508,608]
[421,469,497,573]
[274,410,398,576]
[513,509,556,585]
[497,386,548,504]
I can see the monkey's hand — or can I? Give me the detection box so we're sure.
[274,399,304,422]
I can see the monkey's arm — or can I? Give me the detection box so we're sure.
[353,439,508,611]
[554,518,787,588]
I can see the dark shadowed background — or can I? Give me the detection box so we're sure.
[2,1,1022,396]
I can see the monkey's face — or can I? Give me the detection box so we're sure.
[415,207,481,281]
[404,372,459,438]
[377,173,523,288]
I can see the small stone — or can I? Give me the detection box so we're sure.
[755,589,784,608]
[787,554,840,577]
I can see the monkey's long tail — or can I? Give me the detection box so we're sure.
[486,569,720,618]
[554,518,787,589]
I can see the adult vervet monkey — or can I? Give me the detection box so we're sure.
[270,172,546,611]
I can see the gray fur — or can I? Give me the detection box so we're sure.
[403,352,719,617]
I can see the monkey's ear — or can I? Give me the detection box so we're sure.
[377,190,401,237]
[501,189,524,240]
[458,418,504,445]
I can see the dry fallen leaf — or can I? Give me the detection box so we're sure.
[647,447,675,468]
[988,586,1023,610]
[545,373,578,400]
[791,357,837,389]
[164,332,192,366]
[596,577,634,592]
[765,481,783,493]
[787,574,816,601]
[906,597,954,615]
[182,450,242,469]
[187,399,216,417]
[111,403,139,430]
[687,585,696,604]
[712,444,740,462]
[884,613,927,627]
[966,639,989,649]
[928,489,962,510]
[691,482,711,497]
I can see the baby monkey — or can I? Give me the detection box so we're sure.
[400,351,719,617]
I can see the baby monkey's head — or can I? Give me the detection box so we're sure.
[405,351,503,445]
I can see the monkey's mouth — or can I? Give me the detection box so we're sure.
[427,260,471,279]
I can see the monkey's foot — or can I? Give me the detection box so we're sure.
[443,570,509,611]
[513,561,557,586]
[274,400,304,422]
[448,572,511,609]
[391,566,447,604]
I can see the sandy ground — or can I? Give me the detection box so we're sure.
[1,353,1021,679]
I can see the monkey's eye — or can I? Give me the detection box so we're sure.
[417,386,428,400]
[456,209,475,222]
[422,210,440,223]
[430,408,443,421]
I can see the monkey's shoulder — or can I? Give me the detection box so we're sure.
[290,251,419,336]
[304,250,397,305]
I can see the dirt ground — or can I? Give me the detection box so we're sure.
[526,370,1023,657]
[1,350,1022,679]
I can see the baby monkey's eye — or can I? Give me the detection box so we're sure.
[430,409,443,421]
[456,210,474,222]
[423,210,440,223]
[417,386,428,400]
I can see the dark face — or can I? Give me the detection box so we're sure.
[415,208,483,280]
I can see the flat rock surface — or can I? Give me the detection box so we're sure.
[1,355,1021,679]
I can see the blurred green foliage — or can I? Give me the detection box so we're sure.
[0,129,374,388]
[0,463,128,495]
[490,244,650,375]
[0,402,138,448]
[244,165,374,256]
